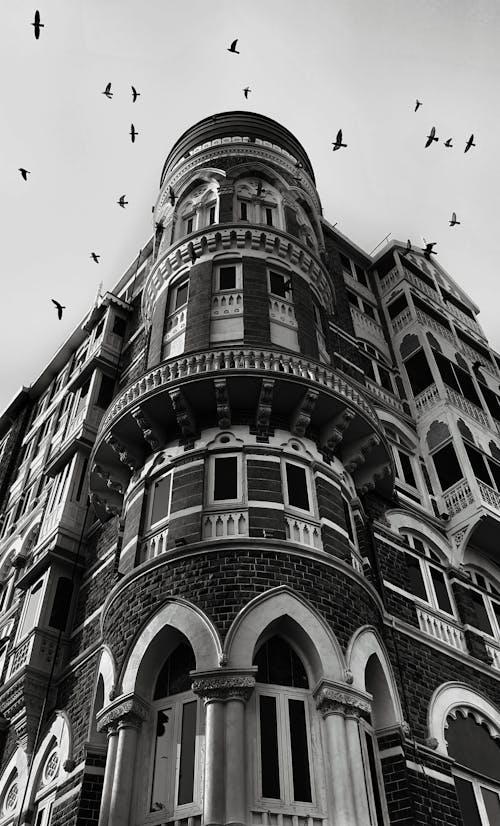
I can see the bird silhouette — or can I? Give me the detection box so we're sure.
[31,10,44,39]
[169,186,176,206]
[130,124,138,143]
[51,299,65,320]
[465,134,476,153]
[425,127,438,148]
[131,85,140,102]
[444,138,453,148]
[402,239,412,256]
[449,212,461,227]
[415,99,422,112]
[256,180,264,196]
[117,195,128,208]
[227,39,239,54]
[243,87,251,98]
[90,253,100,263]
[102,82,113,99]
[332,130,347,151]
[423,242,437,260]
[18,168,30,180]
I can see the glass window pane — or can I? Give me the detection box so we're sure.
[219,266,236,290]
[177,701,197,805]
[214,457,238,500]
[365,732,385,825]
[430,568,453,614]
[405,554,428,600]
[154,642,195,700]
[269,272,287,298]
[254,638,309,688]
[259,696,280,799]
[286,464,309,511]
[174,283,188,310]
[398,450,417,487]
[432,443,463,490]
[288,699,312,802]
[471,591,494,636]
[447,715,500,781]
[482,787,500,825]
[151,707,172,811]
[150,475,172,527]
[403,349,434,395]
[454,777,482,826]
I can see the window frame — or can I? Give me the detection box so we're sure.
[282,460,314,516]
[359,720,391,825]
[147,472,174,532]
[206,453,244,507]
[214,263,242,293]
[399,536,456,617]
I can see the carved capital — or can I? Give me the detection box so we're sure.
[96,695,150,732]
[191,672,256,703]
[314,683,371,720]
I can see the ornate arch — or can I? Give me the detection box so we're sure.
[384,508,451,562]
[120,597,221,697]
[223,585,345,684]
[346,626,403,729]
[24,711,72,806]
[428,682,500,754]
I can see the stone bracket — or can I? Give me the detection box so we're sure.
[214,379,231,429]
[356,462,392,494]
[320,408,355,454]
[255,379,275,440]
[131,406,163,451]
[168,388,197,445]
[290,389,319,437]
[342,434,380,474]
[91,463,125,494]
[104,434,141,472]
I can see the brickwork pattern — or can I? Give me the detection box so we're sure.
[290,273,318,361]
[242,257,271,346]
[184,261,213,353]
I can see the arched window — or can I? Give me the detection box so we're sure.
[253,636,316,808]
[0,773,19,820]
[31,743,60,826]
[446,710,500,825]
[148,641,199,817]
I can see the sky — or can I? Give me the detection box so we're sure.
[1,0,499,411]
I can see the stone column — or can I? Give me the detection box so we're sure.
[314,683,372,826]
[192,670,256,826]
[96,695,149,826]
[97,725,119,826]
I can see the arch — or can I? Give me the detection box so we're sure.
[24,711,72,806]
[20,520,42,557]
[428,682,500,754]
[223,586,345,684]
[121,598,221,697]
[0,545,20,582]
[384,509,451,562]
[95,645,116,703]
[462,548,500,591]
[377,410,418,450]
[347,626,402,729]
[0,747,28,819]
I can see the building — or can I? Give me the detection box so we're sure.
[0,110,499,826]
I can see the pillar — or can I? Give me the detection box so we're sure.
[97,725,119,826]
[192,670,256,826]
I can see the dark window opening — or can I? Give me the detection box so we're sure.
[446,713,500,781]
[269,271,287,298]
[378,366,393,393]
[209,205,216,225]
[488,459,500,491]
[177,701,197,805]
[254,637,309,688]
[112,316,127,337]
[265,208,274,226]
[186,217,193,234]
[362,302,376,320]
[404,349,434,395]
[214,456,238,500]
[365,732,385,826]
[48,577,73,631]
[286,463,310,511]
[430,568,453,614]
[470,590,494,635]
[464,444,491,486]
[94,318,105,339]
[219,266,236,291]
[173,282,188,310]
[405,554,427,600]
[432,443,463,490]
[342,499,355,544]
[150,474,173,526]
[398,450,417,487]
[96,375,115,409]
[259,695,280,799]
[240,201,248,220]
[354,264,368,287]
[339,252,351,271]
[454,777,482,826]
[347,290,359,307]
[288,699,312,802]
[75,458,88,502]
[387,293,409,320]
[154,642,196,699]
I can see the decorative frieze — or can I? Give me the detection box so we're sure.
[314,682,371,720]
[191,671,256,703]
[96,694,150,732]
[131,406,162,450]
[214,378,231,428]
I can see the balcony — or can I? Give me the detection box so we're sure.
[285,515,322,549]
[391,308,413,334]
[7,627,68,678]
[380,265,438,302]
[364,377,404,413]
[414,384,441,415]
[443,479,475,517]
[89,348,394,519]
[415,308,455,343]
[350,306,388,355]
[416,606,467,653]
[46,404,104,474]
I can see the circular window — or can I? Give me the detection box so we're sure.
[3,781,18,814]
[42,750,60,785]
[220,436,230,444]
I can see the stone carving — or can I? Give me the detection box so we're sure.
[343,669,354,685]
[92,464,123,494]
[314,686,371,718]
[63,758,76,772]
[453,529,468,548]
[131,407,162,451]
[89,493,121,519]
[343,435,380,474]
[290,389,318,437]
[320,408,355,455]
[255,379,275,439]
[168,388,197,439]
[425,736,439,750]
[214,379,231,429]
[401,720,411,736]
[97,696,150,732]
[192,675,256,703]
[104,434,140,472]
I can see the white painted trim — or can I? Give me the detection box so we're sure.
[347,626,403,729]
[70,606,102,639]
[245,454,281,463]
[405,760,455,785]
[379,745,404,759]
[320,517,349,540]
[247,500,284,510]
[427,682,500,755]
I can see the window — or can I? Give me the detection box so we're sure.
[339,252,351,273]
[48,578,73,631]
[185,216,194,235]
[460,577,500,641]
[403,349,434,396]
[171,281,189,312]
[265,207,274,226]
[433,351,483,407]
[240,201,248,221]
[361,725,387,825]
[342,498,356,544]
[400,535,454,615]
[96,375,115,409]
[284,463,310,512]
[149,643,199,815]
[387,293,409,320]
[254,638,314,806]
[218,266,236,291]
[213,456,238,501]
[148,473,173,529]
[354,264,368,288]
[112,316,127,337]
[19,579,44,639]
[463,442,500,493]
[2,777,18,817]
[395,449,417,488]
[208,204,216,225]
[447,712,500,826]
[432,442,463,491]
[269,271,288,299]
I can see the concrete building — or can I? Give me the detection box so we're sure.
[0,111,499,826]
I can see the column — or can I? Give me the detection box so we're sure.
[97,725,119,826]
[192,671,256,826]
[315,684,372,826]
[96,696,149,826]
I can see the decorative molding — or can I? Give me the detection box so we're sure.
[290,389,318,437]
[96,695,150,732]
[104,434,140,471]
[191,672,256,703]
[255,379,275,439]
[214,379,231,429]
[314,682,371,719]
[320,408,355,454]
[168,388,197,442]
[131,407,162,451]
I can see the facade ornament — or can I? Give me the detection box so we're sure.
[63,758,76,772]
[214,379,231,429]
[314,683,371,719]
[453,528,468,548]
[89,493,121,519]
[191,672,256,703]
[168,388,197,441]
[290,389,318,437]
[11,553,28,570]
[343,435,380,474]
[255,379,275,439]
[320,408,355,455]
[343,669,354,685]
[96,695,150,732]
[401,720,411,736]
[104,434,140,472]
[131,406,162,451]
[425,736,439,750]
[92,464,124,494]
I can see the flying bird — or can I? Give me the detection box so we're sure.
[90,253,100,263]
[18,168,30,180]
[31,10,44,39]
[464,134,476,153]
[51,299,65,320]
[256,180,264,196]
[117,195,128,208]
[444,138,453,148]
[423,242,437,260]
[169,186,176,206]
[415,99,422,112]
[243,87,251,98]
[131,85,140,102]
[227,39,239,54]
[402,239,412,256]
[102,82,113,99]
[332,130,347,151]
[425,127,438,148]
[130,124,138,143]
[449,212,461,227]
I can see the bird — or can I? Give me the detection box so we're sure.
[425,127,438,148]
[131,85,140,102]
[444,138,453,148]
[102,82,113,99]
[90,253,100,263]
[31,10,44,39]
[169,186,176,206]
[256,180,264,196]
[227,39,239,54]
[51,299,66,320]
[415,99,422,112]
[423,242,437,260]
[465,134,476,153]
[117,195,128,208]
[332,130,347,151]
[402,239,412,256]
[243,87,251,98]
[18,168,30,180]
[449,212,461,227]
[130,124,138,143]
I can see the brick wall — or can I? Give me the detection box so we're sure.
[242,258,271,346]
[184,261,213,353]
[147,288,169,369]
[290,274,318,360]
[247,459,282,502]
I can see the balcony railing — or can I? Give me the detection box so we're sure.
[141,525,169,562]
[478,480,500,512]
[350,306,386,345]
[416,606,467,652]
[364,377,404,413]
[445,301,479,330]
[443,479,474,517]
[202,510,248,539]
[415,309,455,343]
[414,384,441,415]
[444,387,490,429]
[211,291,243,318]
[269,297,297,328]
[391,309,413,334]
[285,516,322,549]
[486,640,500,671]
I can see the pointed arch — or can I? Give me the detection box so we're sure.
[24,711,72,806]
[428,682,500,754]
[385,509,451,562]
[223,586,345,684]
[120,597,221,697]
[347,626,403,729]
[95,645,116,703]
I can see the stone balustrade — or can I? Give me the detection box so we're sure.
[445,386,490,429]
[202,511,248,539]
[269,297,297,328]
[416,607,467,652]
[415,309,455,343]
[478,480,500,512]
[414,383,441,415]
[211,291,243,317]
[391,309,413,334]
[364,377,404,413]
[140,525,169,562]
[164,306,187,342]
[443,479,474,517]
[285,516,322,549]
